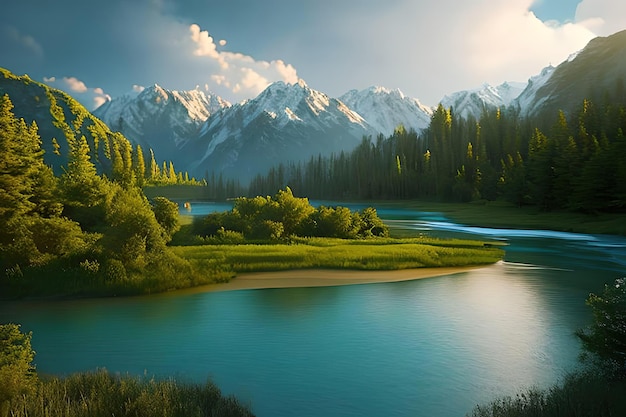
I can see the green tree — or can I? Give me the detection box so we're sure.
[134,144,146,187]
[151,196,180,241]
[59,135,107,231]
[0,324,38,407]
[100,185,167,270]
[273,187,315,236]
[577,277,626,377]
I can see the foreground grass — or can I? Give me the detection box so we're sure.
[172,236,504,274]
[1,369,253,417]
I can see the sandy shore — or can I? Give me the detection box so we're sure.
[174,265,486,295]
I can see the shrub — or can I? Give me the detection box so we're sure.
[0,324,37,406]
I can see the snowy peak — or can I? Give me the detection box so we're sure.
[233,80,369,130]
[440,81,526,119]
[339,86,433,135]
[95,84,231,127]
[188,80,377,181]
[513,65,556,116]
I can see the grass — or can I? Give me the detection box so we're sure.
[467,371,626,417]
[1,368,254,417]
[171,236,504,274]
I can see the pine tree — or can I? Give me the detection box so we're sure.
[134,144,146,187]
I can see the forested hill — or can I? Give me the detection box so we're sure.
[249,90,626,214]
[0,68,130,176]
[0,68,201,186]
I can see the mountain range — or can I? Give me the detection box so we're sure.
[3,29,625,183]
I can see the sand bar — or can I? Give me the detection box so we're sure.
[172,265,486,296]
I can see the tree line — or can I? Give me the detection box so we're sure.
[192,187,388,241]
[248,88,626,213]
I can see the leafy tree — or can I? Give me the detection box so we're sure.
[151,196,180,241]
[272,187,315,236]
[0,323,37,406]
[100,184,167,269]
[577,277,626,377]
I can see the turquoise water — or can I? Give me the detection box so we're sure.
[1,205,625,417]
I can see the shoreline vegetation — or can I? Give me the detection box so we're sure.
[388,200,626,236]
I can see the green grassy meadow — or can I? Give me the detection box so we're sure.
[171,237,504,274]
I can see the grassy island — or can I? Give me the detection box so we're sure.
[166,188,504,291]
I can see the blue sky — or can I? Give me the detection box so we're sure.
[1,0,624,109]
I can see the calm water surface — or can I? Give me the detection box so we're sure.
[1,203,625,417]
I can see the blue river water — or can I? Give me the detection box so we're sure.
[1,202,625,417]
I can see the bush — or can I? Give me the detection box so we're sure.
[0,324,37,406]
[576,277,626,378]
[467,371,626,417]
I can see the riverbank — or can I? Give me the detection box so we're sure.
[377,200,626,236]
[160,265,488,295]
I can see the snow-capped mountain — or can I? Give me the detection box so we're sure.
[183,79,375,181]
[93,84,230,166]
[339,86,433,135]
[440,81,527,120]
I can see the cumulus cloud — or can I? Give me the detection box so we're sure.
[63,76,88,93]
[295,0,604,105]
[575,0,626,35]
[187,24,299,101]
[43,76,111,110]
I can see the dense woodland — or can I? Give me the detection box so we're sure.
[249,88,626,214]
[0,93,213,297]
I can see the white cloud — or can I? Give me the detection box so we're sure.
[43,76,111,110]
[2,26,43,59]
[63,77,88,93]
[292,0,603,105]
[187,24,299,101]
[575,0,626,35]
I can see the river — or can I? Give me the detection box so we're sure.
[1,202,625,417]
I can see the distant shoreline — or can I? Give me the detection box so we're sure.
[166,265,487,295]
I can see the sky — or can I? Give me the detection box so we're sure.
[1,0,625,110]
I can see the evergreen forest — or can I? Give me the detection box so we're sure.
[249,89,626,214]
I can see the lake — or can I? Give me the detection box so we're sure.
[1,202,625,417]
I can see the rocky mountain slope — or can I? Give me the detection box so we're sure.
[183,79,375,181]
[93,85,230,169]
[515,29,626,117]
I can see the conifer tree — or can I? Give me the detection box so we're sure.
[134,144,146,187]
